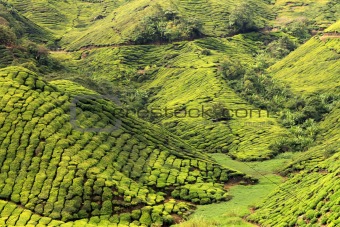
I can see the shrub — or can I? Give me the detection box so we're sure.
[201,49,211,56]
[163,214,174,225]
[284,19,311,41]
[140,207,152,226]
[131,209,141,220]
[219,58,245,80]
[0,16,9,26]
[119,213,131,225]
[89,216,100,224]
[101,201,112,215]
[229,1,260,33]
[267,36,297,59]
[26,42,49,63]
[133,7,202,44]
[0,25,16,46]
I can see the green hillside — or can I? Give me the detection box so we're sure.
[273,0,340,29]
[324,20,340,32]
[246,23,340,227]
[248,103,340,227]
[6,0,339,50]
[7,0,272,50]
[49,34,289,161]
[0,1,51,43]
[0,1,339,227]
[269,37,340,94]
[0,66,259,226]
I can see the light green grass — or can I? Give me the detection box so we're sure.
[176,152,301,226]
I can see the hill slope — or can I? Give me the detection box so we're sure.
[269,36,340,94]
[247,23,340,227]
[7,0,272,50]
[0,66,256,226]
[0,2,339,227]
[248,103,340,226]
[50,34,289,161]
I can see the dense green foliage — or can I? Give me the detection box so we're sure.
[133,6,203,44]
[228,1,265,33]
[0,24,16,45]
[0,0,339,226]
[0,66,256,226]
[248,105,340,227]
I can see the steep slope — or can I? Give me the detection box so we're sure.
[248,103,340,227]
[268,36,340,94]
[0,2,60,73]
[60,0,270,50]
[0,66,255,226]
[324,20,340,32]
[246,23,340,227]
[5,0,124,36]
[0,1,51,43]
[7,0,340,51]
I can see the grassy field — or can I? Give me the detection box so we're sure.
[176,152,301,226]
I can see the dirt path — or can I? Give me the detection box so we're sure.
[320,32,340,41]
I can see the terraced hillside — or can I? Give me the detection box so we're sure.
[7,0,272,50]
[324,20,340,32]
[5,0,123,36]
[49,34,289,161]
[269,37,340,94]
[248,103,340,227]
[0,1,51,43]
[6,0,340,51]
[0,1,339,227]
[0,66,257,226]
[272,0,340,32]
[246,24,340,227]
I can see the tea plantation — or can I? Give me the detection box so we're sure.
[0,0,339,226]
[0,66,258,226]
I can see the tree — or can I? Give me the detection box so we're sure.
[133,6,203,44]
[219,58,245,80]
[0,25,16,46]
[229,1,258,33]
[0,16,9,26]
[267,36,297,59]
[183,17,203,39]
[27,42,49,61]
[285,19,311,41]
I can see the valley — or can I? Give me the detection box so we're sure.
[0,0,339,226]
